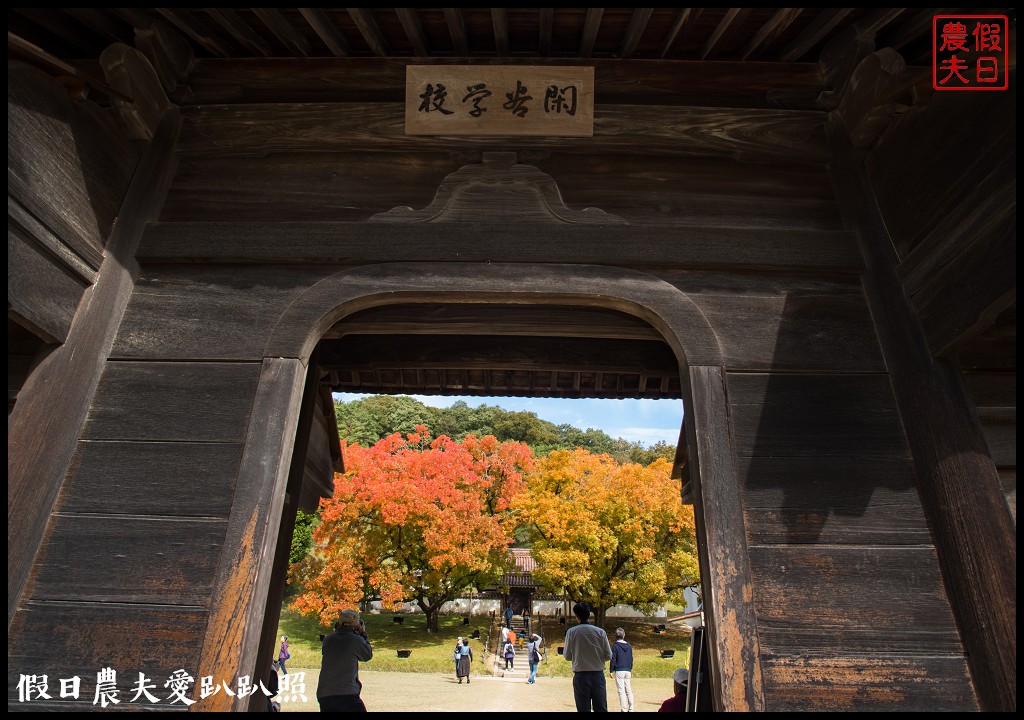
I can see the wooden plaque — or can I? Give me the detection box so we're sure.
[405,65,594,136]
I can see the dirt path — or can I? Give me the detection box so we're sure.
[279,668,674,712]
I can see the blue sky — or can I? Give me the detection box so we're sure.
[335,393,684,447]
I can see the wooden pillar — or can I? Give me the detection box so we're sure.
[194,358,306,712]
[686,365,765,711]
[247,356,324,710]
[829,136,1017,711]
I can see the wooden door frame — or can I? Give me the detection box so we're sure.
[200,262,765,711]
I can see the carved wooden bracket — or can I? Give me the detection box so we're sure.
[370,152,627,224]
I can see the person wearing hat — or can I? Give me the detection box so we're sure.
[317,609,373,712]
[657,668,689,713]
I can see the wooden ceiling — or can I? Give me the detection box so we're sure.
[8,8,975,68]
[320,304,682,400]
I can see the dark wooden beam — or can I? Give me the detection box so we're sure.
[207,8,271,58]
[322,335,678,373]
[702,8,751,61]
[184,57,827,110]
[443,7,469,56]
[62,8,126,43]
[140,222,859,271]
[347,8,388,57]
[539,8,553,56]
[109,8,156,30]
[253,8,310,57]
[880,7,946,51]
[580,8,604,59]
[620,8,654,59]
[856,7,907,36]
[8,32,130,102]
[299,8,350,57]
[155,8,232,57]
[660,8,701,58]
[742,8,803,60]
[7,110,181,626]
[322,304,662,341]
[8,196,96,284]
[780,8,855,62]
[12,9,99,54]
[394,8,427,57]
[178,101,830,163]
[491,8,509,58]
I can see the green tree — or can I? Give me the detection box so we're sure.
[289,509,318,565]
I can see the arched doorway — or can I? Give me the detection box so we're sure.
[196,262,765,711]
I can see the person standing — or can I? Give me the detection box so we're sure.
[508,628,517,649]
[610,627,635,712]
[563,602,612,712]
[504,605,514,630]
[526,633,544,685]
[522,608,531,635]
[503,639,516,670]
[457,638,474,684]
[317,610,373,712]
[278,635,290,675]
[454,637,463,676]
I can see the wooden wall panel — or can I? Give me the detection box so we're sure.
[540,154,843,230]
[729,373,908,458]
[749,546,959,653]
[161,151,843,231]
[7,222,88,344]
[8,602,207,709]
[63,440,241,516]
[761,655,977,712]
[981,421,1016,469]
[112,266,336,360]
[31,516,226,605]
[658,273,884,372]
[739,456,929,545]
[82,361,261,441]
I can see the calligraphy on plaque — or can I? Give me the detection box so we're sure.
[406,66,594,136]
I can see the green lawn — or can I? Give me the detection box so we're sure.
[278,607,690,678]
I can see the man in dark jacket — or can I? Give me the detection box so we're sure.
[610,627,635,712]
[317,610,373,712]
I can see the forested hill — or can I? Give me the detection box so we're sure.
[335,395,675,465]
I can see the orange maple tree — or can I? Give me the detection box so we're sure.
[290,427,534,632]
[514,448,699,625]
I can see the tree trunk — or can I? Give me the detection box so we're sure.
[594,605,607,627]
[418,598,441,633]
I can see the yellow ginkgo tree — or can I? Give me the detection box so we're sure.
[514,449,700,625]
